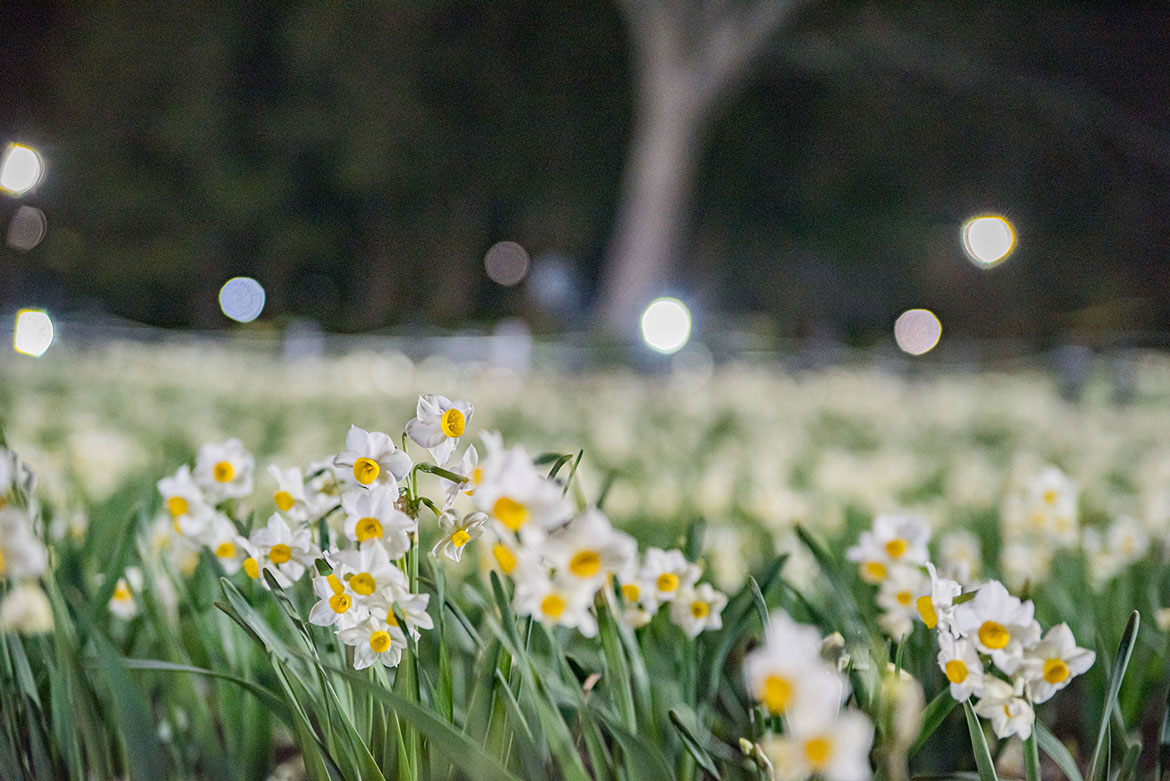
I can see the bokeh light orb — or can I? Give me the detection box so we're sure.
[13,310,54,356]
[894,308,942,355]
[484,241,530,286]
[0,144,45,195]
[962,215,1015,266]
[7,206,47,251]
[218,277,266,323]
[641,297,692,354]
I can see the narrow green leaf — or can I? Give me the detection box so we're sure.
[86,626,167,780]
[123,657,294,730]
[1156,687,1170,781]
[597,591,637,732]
[669,708,720,778]
[963,701,999,781]
[604,712,676,781]
[1023,730,1041,781]
[320,659,524,781]
[703,554,787,702]
[1118,739,1142,781]
[910,689,958,757]
[1089,611,1140,781]
[1036,721,1085,781]
[492,667,537,747]
[747,576,769,631]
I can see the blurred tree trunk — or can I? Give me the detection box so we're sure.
[595,0,807,336]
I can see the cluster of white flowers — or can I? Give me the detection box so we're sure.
[157,394,726,668]
[845,514,934,640]
[745,610,873,781]
[925,572,1095,740]
[0,446,53,635]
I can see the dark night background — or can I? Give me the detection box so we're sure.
[2,1,1169,346]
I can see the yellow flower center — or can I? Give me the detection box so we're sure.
[916,595,938,628]
[492,543,518,575]
[804,736,833,770]
[274,491,295,512]
[356,516,383,542]
[369,630,391,654]
[385,608,399,627]
[215,541,236,559]
[352,457,380,485]
[243,558,260,579]
[440,408,466,438]
[0,549,5,575]
[885,538,909,559]
[327,574,344,593]
[113,582,132,603]
[350,572,376,596]
[166,496,189,517]
[621,583,640,603]
[493,497,529,531]
[329,593,351,614]
[1043,658,1070,684]
[569,550,602,578]
[978,620,1010,650]
[690,601,710,619]
[656,572,680,593]
[471,467,483,485]
[760,674,793,713]
[896,590,913,606]
[452,528,472,548]
[944,659,968,684]
[861,561,887,583]
[540,593,566,619]
[269,543,292,565]
[213,461,235,483]
[1043,488,1058,505]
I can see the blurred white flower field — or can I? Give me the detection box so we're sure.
[1,340,1169,779]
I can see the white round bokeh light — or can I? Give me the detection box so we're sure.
[962,215,1015,266]
[13,310,54,357]
[894,309,942,356]
[0,144,45,196]
[219,277,266,323]
[640,297,692,354]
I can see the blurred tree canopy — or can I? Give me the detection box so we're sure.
[3,1,1169,343]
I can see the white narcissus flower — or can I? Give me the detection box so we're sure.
[365,590,434,640]
[915,562,962,633]
[0,581,53,634]
[268,465,315,521]
[406,395,474,465]
[248,513,318,587]
[334,426,412,490]
[194,439,254,502]
[203,513,247,575]
[440,445,479,508]
[330,540,409,607]
[846,514,931,584]
[473,445,573,540]
[338,616,408,670]
[641,548,701,604]
[1025,466,1077,544]
[308,573,366,629]
[431,510,489,562]
[542,509,636,586]
[0,506,48,580]
[340,484,414,558]
[936,632,984,702]
[764,696,874,781]
[156,464,212,536]
[875,565,931,639]
[744,614,845,718]
[972,678,1034,740]
[1019,623,1095,704]
[670,583,727,638]
[109,567,143,620]
[952,580,1040,675]
[513,569,598,637]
